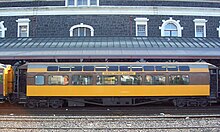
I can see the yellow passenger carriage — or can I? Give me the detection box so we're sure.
[14,62,217,108]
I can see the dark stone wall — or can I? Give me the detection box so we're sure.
[0,15,219,38]
[0,1,64,7]
[0,0,220,8]
[100,0,220,8]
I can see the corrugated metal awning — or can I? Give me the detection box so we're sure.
[0,37,220,60]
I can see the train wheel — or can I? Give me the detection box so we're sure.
[8,94,18,104]
[50,99,62,109]
[199,100,209,107]
[175,99,186,107]
[27,99,37,109]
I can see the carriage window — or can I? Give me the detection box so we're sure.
[153,75,166,85]
[145,75,153,85]
[167,66,178,71]
[71,66,82,71]
[121,75,142,85]
[169,75,189,85]
[35,76,44,85]
[59,67,70,71]
[95,66,106,71]
[210,69,216,75]
[96,75,118,85]
[155,66,166,71]
[143,66,154,71]
[120,66,130,71]
[146,75,166,85]
[132,66,142,71]
[72,75,93,85]
[48,75,69,85]
[47,66,58,71]
[83,66,94,71]
[179,66,190,71]
[108,66,118,71]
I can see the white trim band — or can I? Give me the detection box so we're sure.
[1,6,220,16]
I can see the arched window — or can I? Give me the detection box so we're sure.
[164,23,178,36]
[0,21,7,38]
[69,23,94,37]
[159,17,183,37]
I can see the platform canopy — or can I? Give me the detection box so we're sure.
[0,37,220,60]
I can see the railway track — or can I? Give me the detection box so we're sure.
[0,104,220,116]
[0,115,220,131]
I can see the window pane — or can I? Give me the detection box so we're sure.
[86,28,91,36]
[72,75,93,85]
[72,75,81,85]
[171,31,178,36]
[0,31,2,38]
[73,29,78,36]
[121,75,142,85]
[78,0,87,5]
[47,66,58,71]
[79,27,85,36]
[35,76,45,85]
[108,66,118,71]
[68,0,74,5]
[120,66,130,71]
[155,66,166,71]
[167,66,178,71]
[19,25,28,37]
[95,66,106,71]
[59,67,70,71]
[179,66,190,71]
[164,31,171,36]
[182,75,190,84]
[145,75,153,85]
[165,23,177,30]
[90,0,97,5]
[97,75,118,85]
[143,66,154,71]
[48,75,69,85]
[196,26,204,37]
[169,75,189,85]
[152,75,166,85]
[83,66,94,71]
[71,66,82,71]
[132,66,142,71]
[137,25,146,36]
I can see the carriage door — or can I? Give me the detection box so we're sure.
[218,69,220,97]
[209,68,218,98]
[0,69,3,96]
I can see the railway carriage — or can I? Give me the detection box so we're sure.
[0,64,13,102]
[13,62,218,108]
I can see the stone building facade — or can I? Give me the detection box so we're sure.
[0,0,220,38]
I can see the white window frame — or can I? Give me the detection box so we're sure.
[16,18,30,37]
[69,23,94,37]
[134,18,149,36]
[159,17,183,37]
[0,21,7,38]
[65,0,99,6]
[193,19,207,37]
[217,22,220,37]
